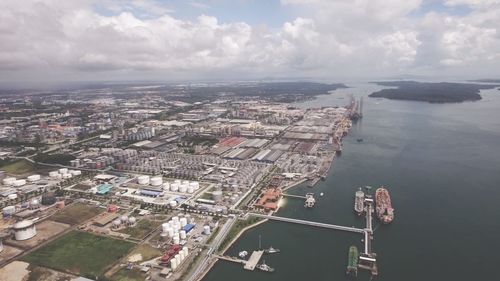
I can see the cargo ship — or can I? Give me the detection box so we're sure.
[354,188,365,215]
[346,245,358,278]
[375,186,394,224]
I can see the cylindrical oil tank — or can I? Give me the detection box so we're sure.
[173,237,180,245]
[128,217,136,225]
[182,246,189,256]
[170,258,178,270]
[169,201,177,208]
[203,225,211,235]
[179,184,188,193]
[13,179,26,187]
[150,176,162,186]
[137,175,150,185]
[180,230,187,239]
[13,220,36,240]
[27,175,41,182]
[179,251,185,260]
[160,232,169,241]
[58,168,68,174]
[120,215,129,223]
[179,218,187,227]
[212,190,223,202]
[112,219,121,229]
[174,254,181,265]
[170,183,179,192]
[49,171,59,178]
[3,177,16,185]
[7,194,17,200]
[162,223,170,233]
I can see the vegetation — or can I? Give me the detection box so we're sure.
[34,153,76,165]
[0,159,37,174]
[23,231,134,279]
[117,219,162,240]
[370,81,500,103]
[50,203,104,225]
[110,268,145,281]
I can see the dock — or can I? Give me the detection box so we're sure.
[244,250,264,270]
[215,250,264,271]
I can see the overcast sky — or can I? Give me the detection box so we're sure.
[1,0,499,85]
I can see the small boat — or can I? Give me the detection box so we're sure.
[356,138,363,142]
[257,260,275,272]
[320,192,324,197]
[238,251,248,258]
[264,246,280,254]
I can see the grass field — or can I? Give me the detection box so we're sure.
[117,219,161,240]
[51,203,104,225]
[111,268,146,281]
[23,231,135,279]
[0,159,37,175]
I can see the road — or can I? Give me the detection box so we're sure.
[185,216,237,281]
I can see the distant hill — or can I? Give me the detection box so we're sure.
[369,81,499,103]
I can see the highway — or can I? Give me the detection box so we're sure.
[248,213,364,234]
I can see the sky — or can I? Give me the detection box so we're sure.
[0,0,499,85]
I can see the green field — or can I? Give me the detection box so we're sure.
[0,159,37,175]
[111,268,146,281]
[23,231,135,278]
[51,203,104,225]
[117,219,161,240]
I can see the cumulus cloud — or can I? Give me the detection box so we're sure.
[0,0,499,82]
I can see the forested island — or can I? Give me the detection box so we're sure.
[369,81,499,103]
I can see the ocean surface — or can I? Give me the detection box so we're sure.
[202,83,500,281]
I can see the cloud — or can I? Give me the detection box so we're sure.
[0,0,499,82]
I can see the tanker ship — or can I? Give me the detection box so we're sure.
[346,245,359,278]
[354,188,365,215]
[375,186,394,224]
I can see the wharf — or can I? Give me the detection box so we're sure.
[215,250,264,271]
[244,250,264,270]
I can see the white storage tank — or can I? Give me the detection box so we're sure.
[179,251,185,260]
[150,176,163,186]
[162,223,170,233]
[170,258,178,271]
[179,184,188,193]
[13,179,26,187]
[120,215,129,223]
[168,228,174,238]
[13,220,37,240]
[189,181,200,190]
[169,201,178,208]
[180,230,187,239]
[182,246,189,256]
[174,254,181,265]
[7,194,17,200]
[187,186,195,194]
[70,170,82,176]
[58,168,68,174]
[27,175,41,182]
[30,199,40,209]
[160,232,169,241]
[179,218,187,227]
[170,183,179,192]
[137,175,150,185]
[49,171,59,178]
[163,182,170,191]
[203,225,211,235]
[2,206,16,217]
[173,236,180,245]
[128,217,136,225]
[112,219,122,229]
[3,177,16,185]
[212,190,223,202]
[62,173,72,179]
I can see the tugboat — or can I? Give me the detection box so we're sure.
[264,246,280,254]
[257,260,275,272]
[346,245,359,278]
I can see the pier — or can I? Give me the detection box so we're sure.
[214,250,264,271]
[358,197,378,275]
[248,213,364,234]
[282,193,306,199]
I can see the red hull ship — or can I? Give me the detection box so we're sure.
[375,187,394,224]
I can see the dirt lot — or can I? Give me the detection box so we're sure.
[6,220,70,249]
[0,245,23,265]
